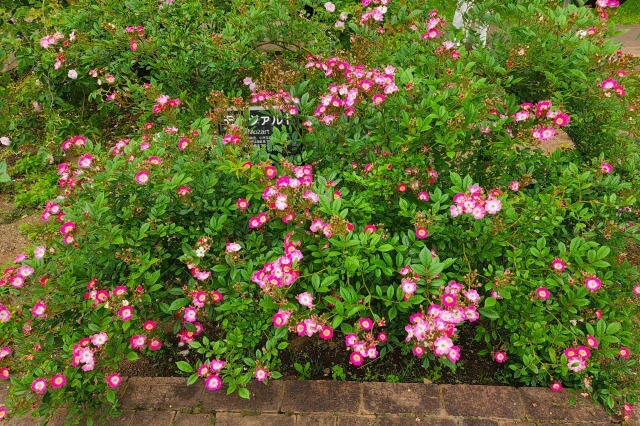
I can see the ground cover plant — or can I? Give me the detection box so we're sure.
[1,0,640,423]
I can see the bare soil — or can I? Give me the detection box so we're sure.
[0,196,40,266]
[539,129,575,154]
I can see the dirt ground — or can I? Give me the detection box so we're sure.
[539,129,575,154]
[0,196,40,266]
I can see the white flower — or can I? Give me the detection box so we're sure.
[0,137,10,146]
[195,246,207,258]
[68,69,78,79]
[324,2,335,12]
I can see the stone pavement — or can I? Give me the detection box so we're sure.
[616,26,640,56]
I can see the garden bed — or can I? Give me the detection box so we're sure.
[1,1,639,424]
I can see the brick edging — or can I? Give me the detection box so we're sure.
[107,378,629,425]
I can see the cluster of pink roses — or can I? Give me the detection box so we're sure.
[197,359,226,391]
[1,263,34,290]
[177,321,205,345]
[111,138,131,156]
[293,316,335,341]
[398,264,422,299]
[124,25,145,51]
[179,290,223,325]
[435,41,461,60]
[564,344,593,373]
[360,0,390,26]
[251,238,303,294]
[0,303,10,323]
[187,264,211,281]
[0,347,11,383]
[152,94,181,114]
[345,318,388,366]
[305,57,398,124]
[249,89,300,116]
[59,220,77,245]
[601,77,626,97]
[30,373,68,397]
[40,32,66,49]
[83,278,127,307]
[71,335,107,372]
[512,100,570,142]
[249,163,317,227]
[129,330,163,352]
[405,281,480,363]
[221,124,244,145]
[396,166,438,198]
[184,237,214,280]
[40,31,76,71]
[190,289,223,308]
[592,0,621,19]
[450,185,502,220]
[70,337,124,389]
[56,162,84,193]
[61,135,87,151]
[309,217,339,238]
[421,9,445,40]
[596,0,621,8]
[40,200,65,222]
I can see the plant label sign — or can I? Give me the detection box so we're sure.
[220,107,291,149]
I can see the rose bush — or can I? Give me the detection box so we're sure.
[1,0,639,423]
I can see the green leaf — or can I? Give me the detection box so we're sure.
[106,389,116,404]
[478,307,500,320]
[176,361,193,373]
[169,298,191,312]
[126,352,139,361]
[212,264,229,273]
[606,322,621,335]
[388,306,397,321]
[187,373,199,386]
[596,246,610,260]
[450,172,463,188]
[332,315,343,329]
[311,274,321,288]
[238,387,251,399]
